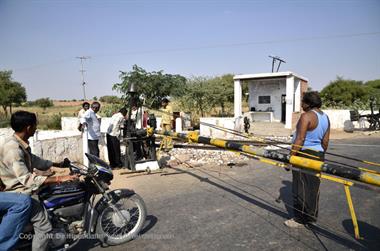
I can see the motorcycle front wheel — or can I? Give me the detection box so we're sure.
[96,193,147,245]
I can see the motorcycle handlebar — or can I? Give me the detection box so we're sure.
[69,163,88,176]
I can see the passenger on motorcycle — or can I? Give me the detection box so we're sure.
[0,183,32,251]
[0,111,78,251]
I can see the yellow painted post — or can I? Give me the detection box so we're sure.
[344,185,361,240]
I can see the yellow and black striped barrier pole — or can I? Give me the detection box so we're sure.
[153,130,380,188]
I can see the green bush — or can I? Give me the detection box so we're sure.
[320,77,369,108]
[320,77,380,109]
[27,98,54,109]
[45,114,62,130]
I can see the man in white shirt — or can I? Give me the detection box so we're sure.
[106,108,127,168]
[81,102,101,157]
[78,102,90,119]
[77,102,90,131]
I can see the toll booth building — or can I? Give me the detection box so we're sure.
[233,72,308,129]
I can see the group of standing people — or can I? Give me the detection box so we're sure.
[78,101,102,157]
[77,98,175,168]
[77,101,127,169]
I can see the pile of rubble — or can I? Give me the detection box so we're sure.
[162,136,292,167]
[166,147,250,167]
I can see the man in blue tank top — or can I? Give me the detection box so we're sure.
[284,91,330,228]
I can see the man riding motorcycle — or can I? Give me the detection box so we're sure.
[0,111,78,251]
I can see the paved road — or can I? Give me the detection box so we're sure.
[78,136,380,251]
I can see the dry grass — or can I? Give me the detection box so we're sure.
[0,101,117,129]
[0,100,250,129]
[0,104,82,130]
[15,105,80,116]
[53,100,92,107]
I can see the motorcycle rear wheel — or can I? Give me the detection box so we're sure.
[96,193,146,245]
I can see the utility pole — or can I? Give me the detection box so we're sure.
[76,56,91,100]
[268,55,286,72]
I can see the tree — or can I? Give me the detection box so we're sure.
[0,70,27,117]
[178,77,214,117]
[320,77,369,108]
[208,74,234,115]
[364,79,380,102]
[365,79,380,89]
[113,65,186,109]
[34,98,53,110]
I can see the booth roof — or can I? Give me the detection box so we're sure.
[233,71,308,82]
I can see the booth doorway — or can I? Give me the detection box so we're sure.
[281,95,286,123]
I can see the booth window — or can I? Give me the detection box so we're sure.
[258,96,271,104]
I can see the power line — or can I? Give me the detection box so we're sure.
[92,31,380,58]
[12,31,380,71]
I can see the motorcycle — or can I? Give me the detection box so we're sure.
[16,153,147,250]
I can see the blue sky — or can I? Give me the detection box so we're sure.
[0,0,379,100]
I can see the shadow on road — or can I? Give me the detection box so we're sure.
[168,166,367,250]
[140,215,158,235]
[75,237,101,250]
[306,223,364,250]
[169,166,289,218]
[278,180,293,217]
[342,219,380,250]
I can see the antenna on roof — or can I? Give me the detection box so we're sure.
[269,55,286,72]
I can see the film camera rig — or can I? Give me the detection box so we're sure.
[122,82,160,171]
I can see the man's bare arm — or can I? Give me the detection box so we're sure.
[322,118,331,152]
[291,113,309,156]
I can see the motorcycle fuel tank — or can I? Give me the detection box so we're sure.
[39,181,86,209]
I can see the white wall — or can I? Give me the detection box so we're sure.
[285,76,295,129]
[324,109,371,129]
[234,80,242,117]
[61,117,112,133]
[31,136,84,163]
[294,79,301,112]
[200,117,243,139]
[199,109,372,137]
[0,127,85,163]
[248,79,286,121]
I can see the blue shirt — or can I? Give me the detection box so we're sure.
[293,110,329,152]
